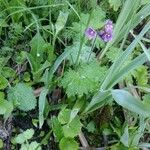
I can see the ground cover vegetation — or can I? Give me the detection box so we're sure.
[0,0,150,149]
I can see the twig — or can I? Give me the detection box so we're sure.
[79,131,89,148]
[3,116,13,150]
[34,87,43,97]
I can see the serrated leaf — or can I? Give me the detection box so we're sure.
[8,83,36,111]
[61,61,107,97]
[106,47,123,62]
[112,89,150,117]
[59,138,78,150]
[132,65,148,86]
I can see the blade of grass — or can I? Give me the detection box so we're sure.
[66,0,81,20]
[101,21,150,90]
[112,89,150,117]
[130,31,150,62]
[107,53,148,88]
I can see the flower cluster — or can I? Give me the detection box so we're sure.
[85,20,113,42]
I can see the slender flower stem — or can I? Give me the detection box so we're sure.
[87,33,97,62]
[98,43,111,61]
[75,13,92,66]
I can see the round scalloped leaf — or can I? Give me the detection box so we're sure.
[59,138,78,150]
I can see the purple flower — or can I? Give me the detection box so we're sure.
[99,32,113,42]
[85,27,96,40]
[98,19,113,42]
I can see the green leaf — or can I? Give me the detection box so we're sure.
[59,138,78,150]
[106,47,123,62]
[23,72,31,82]
[29,141,41,150]
[23,129,34,140]
[120,126,129,147]
[112,89,150,117]
[0,139,3,149]
[55,11,69,35]
[107,53,147,88]
[0,99,7,115]
[0,75,8,90]
[141,0,150,5]
[49,45,74,75]
[2,67,16,78]
[8,83,36,111]
[131,117,146,146]
[28,32,46,74]
[30,32,45,59]
[39,88,49,128]
[65,42,96,64]
[0,98,13,119]
[109,0,122,11]
[112,0,140,44]
[143,94,150,106]
[86,121,96,133]
[102,21,150,90]
[72,6,105,30]
[132,65,148,86]
[84,90,111,113]
[58,109,71,125]
[69,99,85,123]
[14,129,34,144]
[51,116,63,141]
[138,40,150,62]
[62,116,82,138]
[61,61,107,97]
[14,134,26,144]
[139,143,150,148]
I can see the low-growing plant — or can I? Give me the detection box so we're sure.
[0,0,150,149]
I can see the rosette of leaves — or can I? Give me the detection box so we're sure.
[7,83,36,111]
[61,61,107,97]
